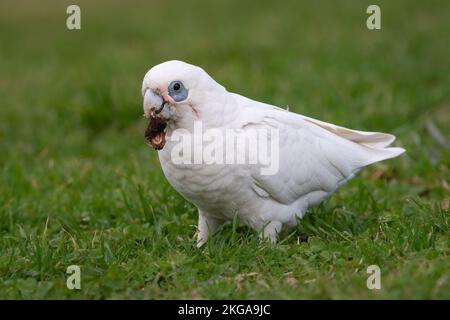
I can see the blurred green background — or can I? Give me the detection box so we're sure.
[0,0,448,299]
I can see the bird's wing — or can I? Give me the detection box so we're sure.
[231,93,405,207]
[292,115,396,148]
[241,95,396,148]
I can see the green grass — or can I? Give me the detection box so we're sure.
[0,0,449,299]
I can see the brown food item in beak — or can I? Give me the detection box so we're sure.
[144,115,167,150]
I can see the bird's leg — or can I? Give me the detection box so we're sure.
[197,210,225,248]
[258,220,283,243]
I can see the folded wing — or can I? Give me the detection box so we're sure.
[232,93,405,208]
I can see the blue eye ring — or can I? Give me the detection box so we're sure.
[168,81,188,102]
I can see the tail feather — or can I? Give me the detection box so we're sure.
[367,146,405,164]
[355,145,405,168]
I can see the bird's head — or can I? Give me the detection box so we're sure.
[142,60,225,122]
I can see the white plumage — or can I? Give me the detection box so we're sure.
[142,60,405,246]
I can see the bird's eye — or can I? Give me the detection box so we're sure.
[168,81,188,102]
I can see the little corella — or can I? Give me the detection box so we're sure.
[141,60,405,246]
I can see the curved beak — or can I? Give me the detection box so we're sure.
[155,99,168,114]
[143,89,169,118]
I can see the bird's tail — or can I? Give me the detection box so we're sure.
[360,145,405,166]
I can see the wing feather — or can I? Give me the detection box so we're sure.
[231,93,405,208]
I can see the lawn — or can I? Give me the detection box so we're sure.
[0,0,448,299]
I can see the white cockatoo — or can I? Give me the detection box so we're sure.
[141,60,405,246]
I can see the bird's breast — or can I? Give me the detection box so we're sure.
[157,139,247,215]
